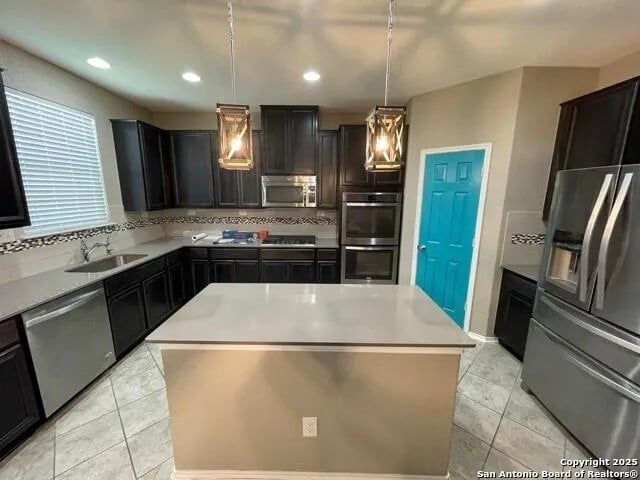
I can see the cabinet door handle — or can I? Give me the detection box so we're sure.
[417,244,426,252]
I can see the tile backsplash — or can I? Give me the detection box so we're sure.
[0,208,338,286]
[501,211,546,266]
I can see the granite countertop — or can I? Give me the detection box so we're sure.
[503,264,539,283]
[147,284,476,348]
[0,236,340,323]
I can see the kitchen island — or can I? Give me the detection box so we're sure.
[147,283,474,480]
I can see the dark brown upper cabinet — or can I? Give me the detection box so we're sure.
[111,120,171,211]
[261,105,318,175]
[0,70,30,229]
[543,77,640,220]
[339,124,406,191]
[316,130,338,209]
[169,130,216,208]
[214,130,263,209]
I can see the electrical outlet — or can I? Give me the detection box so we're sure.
[302,417,317,438]
[239,210,248,216]
[317,210,326,217]
[187,209,196,216]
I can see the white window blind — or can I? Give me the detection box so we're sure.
[5,88,108,235]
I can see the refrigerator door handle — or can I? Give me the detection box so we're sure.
[579,173,614,302]
[596,172,634,310]
[535,321,640,404]
[539,294,640,355]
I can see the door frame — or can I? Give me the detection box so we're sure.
[410,143,492,332]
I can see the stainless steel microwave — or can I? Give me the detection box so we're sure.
[261,175,317,207]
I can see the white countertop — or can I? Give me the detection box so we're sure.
[0,237,339,322]
[147,284,475,348]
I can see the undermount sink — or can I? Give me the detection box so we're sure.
[66,254,148,273]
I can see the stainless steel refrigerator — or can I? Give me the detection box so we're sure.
[523,165,640,471]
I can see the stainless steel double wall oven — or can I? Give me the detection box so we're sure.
[341,192,402,284]
[523,165,640,471]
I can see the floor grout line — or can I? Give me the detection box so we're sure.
[54,434,125,478]
[110,376,138,478]
[52,426,56,479]
[54,407,118,439]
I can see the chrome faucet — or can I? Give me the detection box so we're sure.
[80,236,112,262]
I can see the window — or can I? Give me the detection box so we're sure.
[5,88,108,235]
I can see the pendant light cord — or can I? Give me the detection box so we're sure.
[384,0,395,106]
[227,0,237,103]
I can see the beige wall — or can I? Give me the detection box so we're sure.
[399,69,523,337]
[0,40,153,224]
[505,67,598,213]
[499,67,598,266]
[0,40,165,284]
[164,347,458,476]
[598,49,640,88]
[400,67,601,336]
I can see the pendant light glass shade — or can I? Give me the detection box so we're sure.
[217,103,253,171]
[365,105,406,171]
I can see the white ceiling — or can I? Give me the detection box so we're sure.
[1,0,639,112]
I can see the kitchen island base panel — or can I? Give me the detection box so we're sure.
[162,346,459,477]
[171,470,448,479]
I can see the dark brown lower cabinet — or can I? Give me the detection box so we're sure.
[212,260,261,283]
[260,261,288,283]
[317,261,339,284]
[0,341,40,458]
[143,271,171,330]
[168,262,188,310]
[494,269,537,361]
[236,261,260,283]
[107,285,147,358]
[260,261,316,283]
[289,262,316,283]
[190,259,211,295]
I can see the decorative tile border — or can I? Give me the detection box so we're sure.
[0,215,337,255]
[511,233,545,245]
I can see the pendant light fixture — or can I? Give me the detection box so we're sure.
[217,0,253,170]
[365,0,406,172]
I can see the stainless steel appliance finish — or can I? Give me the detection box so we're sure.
[538,166,619,311]
[66,254,148,273]
[261,175,316,207]
[523,321,640,473]
[341,192,402,246]
[341,246,398,284]
[23,285,115,417]
[262,235,316,246]
[533,290,640,384]
[524,164,640,470]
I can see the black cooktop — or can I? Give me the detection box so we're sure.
[262,235,316,245]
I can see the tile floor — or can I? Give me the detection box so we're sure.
[0,341,596,480]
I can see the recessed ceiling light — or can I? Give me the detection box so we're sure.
[303,70,321,82]
[182,71,201,83]
[87,57,111,69]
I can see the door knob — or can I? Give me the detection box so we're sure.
[418,244,426,252]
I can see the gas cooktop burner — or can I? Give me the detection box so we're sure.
[262,235,316,245]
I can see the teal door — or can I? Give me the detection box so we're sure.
[415,149,484,328]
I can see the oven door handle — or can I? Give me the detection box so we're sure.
[344,246,394,251]
[344,202,399,207]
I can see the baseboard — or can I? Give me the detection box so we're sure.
[467,332,499,343]
[172,469,449,480]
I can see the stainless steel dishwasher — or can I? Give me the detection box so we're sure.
[22,284,115,417]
